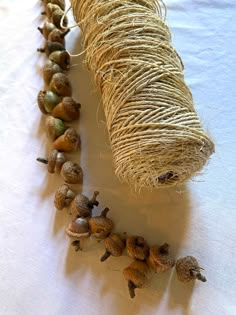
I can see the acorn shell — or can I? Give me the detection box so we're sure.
[61,161,83,184]
[49,73,72,97]
[148,244,175,273]
[176,256,206,283]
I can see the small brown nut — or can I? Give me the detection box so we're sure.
[42,0,65,11]
[54,184,76,210]
[37,21,56,39]
[48,28,70,45]
[43,60,63,86]
[49,73,72,97]
[89,208,114,240]
[52,8,68,28]
[37,41,65,56]
[66,217,90,251]
[45,116,66,141]
[123,260,149,299]
[43,3,60,18]
[148,243,175,273]
[52,97,81,121]
[100,233,125,262]
[61,161,83,184]
[36,150,66,173]
[49,50,70,70]
[70,191,99,217]
[126,236,149,261]
[53,128,80,152]
[176,256,207,283]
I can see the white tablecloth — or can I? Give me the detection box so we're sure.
[0,1,235,314]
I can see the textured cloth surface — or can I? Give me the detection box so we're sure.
[0,1,235,314]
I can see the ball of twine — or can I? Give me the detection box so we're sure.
[70,0,214,190]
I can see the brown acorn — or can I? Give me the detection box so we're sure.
[148,243,175,273]
[48,28,70,45]
[176,256,207,283]
[37,21,56,39]
[100,233,125,262]
[45,116,67,140]
[49,73,72,97]
[43,60,63,86]
[126,236,149,261]
[37,41,65,56]
[61,161,83,184]
[49,50,70,70]
[66,217,90,251]
[89,208,114,240]
[52,97,81,121]
[37,90,62,113]
[52,9,68,28]
[37,149,66,173]
[41,3,60,18]
[53,128,80,152]
[42,0,65,11]
[54,184,76,210]
[123,260,149,299]
[70,191,99,217]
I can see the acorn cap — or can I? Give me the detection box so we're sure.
[48,28,70,45]
[53,128,80,152]
[50,0,65,10]
[52,97,81,121]
[47,149,64,173]
[49,50,70,70]
[148,243,175,273]
[66,217,90,240]
[52,9,68,28]
[176,256,207,283]
[37,90,48,114]
[49,73,72,97]
[37,41,65,57]
[89,208,114,240]
[61,161,83,184]
[126,236,149,261]
[54,184,76,210]
[43,60,63,86]
[45,116,66,141]
[45,3,60,18]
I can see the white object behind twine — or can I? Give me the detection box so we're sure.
[70,0,214,190]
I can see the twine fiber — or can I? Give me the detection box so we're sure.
[70,0,214,190]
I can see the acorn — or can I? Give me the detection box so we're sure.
[37,21,56,39]
[37,90,61,113]
[48,28,70,45]
[37,41,65,57]
[126,236,149,261]
[42,0,65,10]
[89,208,114,240]
[49,50,70,70]
[53,127,80,152]
[41,3,60,18]
[100,233,125,262]
[52,97,81,121]
[148,243,175,273]
[45,116,67,141]
[66,217,90,251]
[70,191,99,217]
[176,256,207,283]
[49,73,72,97]
[54,184,76,210]
[37,149,66,173]
[61,161,83,184]
[123,260,149,299]
[52,9,68,28]
[43,60,63,86]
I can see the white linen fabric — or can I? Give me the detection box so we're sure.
[0,1,235,314]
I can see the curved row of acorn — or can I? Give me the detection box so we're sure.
[37,0,207,299]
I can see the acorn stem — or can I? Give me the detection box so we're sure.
[71,240,81,251]
[159,243,169,254]
[197,273,207,282]
[61,29,70,38]
[37,48,45,53]
[128,280,136,299]
[100,250,111,262]
[101,207,109,218]
[37,27,43,34]
[41,11,46,15]
[36,157,48,164]
[88,191,99,208]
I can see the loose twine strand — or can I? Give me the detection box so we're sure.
[70,0,214,190]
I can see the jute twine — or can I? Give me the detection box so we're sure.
[70,0,214,190]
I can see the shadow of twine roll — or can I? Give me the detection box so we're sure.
[71,0,214,190]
